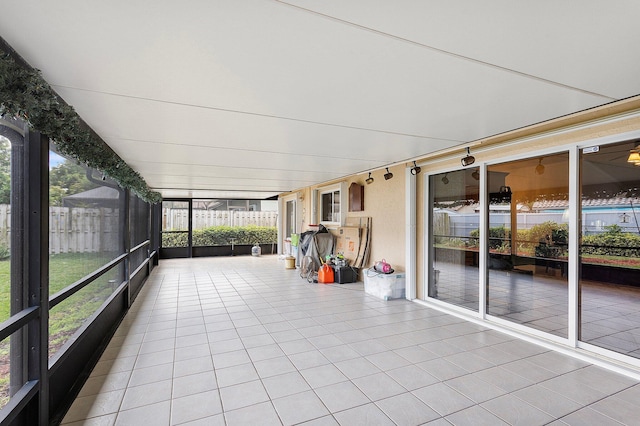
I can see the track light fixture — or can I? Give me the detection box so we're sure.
[461,147,475,167]
[366,172,374,184]
[535,158,545,175]
[384,168,394,180]
[441,173,449,185]
[410,161,421,175]
[627,146,640,165]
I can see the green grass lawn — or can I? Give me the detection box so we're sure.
[0,260,9,322]
[1,252,119,408]
[48,253,119,352]
[0,253,115,320]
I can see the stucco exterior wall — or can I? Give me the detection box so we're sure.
[289,164,406,272]
[283,96,640,295]
[342,165,406,271]
[413,97,640,299]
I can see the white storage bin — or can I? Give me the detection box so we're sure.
[364,269,406,300]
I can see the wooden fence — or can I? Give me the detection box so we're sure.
[166,209,278,231]
[0,205,121,254]
[0,205,278,254]
[49,206,121,254]
[0,204,120,254]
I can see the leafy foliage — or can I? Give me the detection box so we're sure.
[195,225,277,246]
[469,225,511,250]
[0,137,9,205]
[162,225,278,248]
[49,160,99,206]
[162,232,188,248]
[468,221,640,258]
[582,227,640,258]
[523,222,568,258]
[0,244,8,261]
[528,222,568,246]
[438,237,469,249]
[0,50,161,203]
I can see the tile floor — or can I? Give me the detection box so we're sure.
[435,260,640,356]
[62,256,640,425]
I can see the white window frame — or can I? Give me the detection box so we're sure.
[313,182,347,227]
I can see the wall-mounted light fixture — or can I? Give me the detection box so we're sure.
[366,172,374,184]
[535,158,545,175]
[384,168,394,180]
[441,173,449,185]
[410,161,421,175]
[461,147,475,167]
[627,146,640,165]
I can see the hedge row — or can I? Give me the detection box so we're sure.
[465,222,640,258]
[582,231,640,258]
[162,225,277,248]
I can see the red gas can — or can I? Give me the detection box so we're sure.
[318,264,334,284]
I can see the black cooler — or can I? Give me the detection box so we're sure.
[333,266,358,284]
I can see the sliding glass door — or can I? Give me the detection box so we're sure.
[428,168,480,311]
[580,141,640,357]
[486,153,569,338]
[425,139,640,362]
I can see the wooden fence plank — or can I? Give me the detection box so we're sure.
[0,205,277,254]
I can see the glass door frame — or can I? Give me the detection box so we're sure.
[424,147,578,346]
[159,198,192,259]
[423,132,640,366]
[280,192,298,256]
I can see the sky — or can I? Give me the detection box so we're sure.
[49,151,65,169]
[2,135,67,169]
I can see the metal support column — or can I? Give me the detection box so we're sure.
[25,128,49,425]
[122,190,131,307]
[1,120,27,399]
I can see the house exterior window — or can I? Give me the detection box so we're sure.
[321,189,340,222]
[314,183,346,226]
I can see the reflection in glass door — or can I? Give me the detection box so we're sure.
[284,199,297,256]
[286,200,296,238]
[428,168,480,311]
[580,141,640,357]
[486,153,569,338]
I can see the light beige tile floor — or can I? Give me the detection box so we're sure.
[62,256,640,425]
[435,261,640,356]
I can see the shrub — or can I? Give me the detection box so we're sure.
[520,222,568,257]
[469,222,570,256]
[468,226,511,251]
[527,221,568,246]
[0,244,9,260]
[440,237,468,248]
[582,228,640,258]
[488,226,510,250]
[162,232,188,248]
[193,225,277,246]
[161,226,277,248]
[468,229,479,247]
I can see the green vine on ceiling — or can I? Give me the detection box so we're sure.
[0,49,162,203]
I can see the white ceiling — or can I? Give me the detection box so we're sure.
[2,1,640,200]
